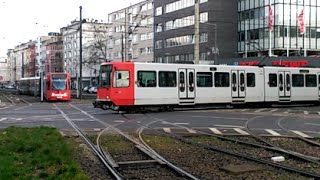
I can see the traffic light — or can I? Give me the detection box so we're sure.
[300,47,303,56]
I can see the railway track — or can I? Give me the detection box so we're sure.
[54,103,199,180]
[136,114,320,179]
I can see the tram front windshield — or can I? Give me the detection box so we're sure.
[52,74,67,90]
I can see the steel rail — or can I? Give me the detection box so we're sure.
[53,104,123,180]
[138,116,320,178]
[68,104,199,180]
[278,118,320,147]
[245,117,320,162]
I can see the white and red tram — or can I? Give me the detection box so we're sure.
[93,62,320,111]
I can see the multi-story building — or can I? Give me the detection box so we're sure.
[13,40,36,80]
[107,0,154,62]
[238,0,320,57]
[0,57,8,83]
[154,0,238,64]
[6,49,15,83]
[44,34,63,73]
[61,20,109,88]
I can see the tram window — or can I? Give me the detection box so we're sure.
[137,71,156,87]
[159,71,177,87]
[214,72,229,87]
[197,72,213,87]
[269,74,277,87]
[114,71,129,88]
[99,65,112,88]
[292,74,304,87]
[306,75,317,87]
[247,73,255,87]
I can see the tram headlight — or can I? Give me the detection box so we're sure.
[52,93,55,96]
[63,93,67,97]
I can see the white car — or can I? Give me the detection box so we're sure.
[88,86,97,93]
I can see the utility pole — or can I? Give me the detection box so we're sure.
[121,34,124,62]
[194,0,200,64]
[79,6,83,99]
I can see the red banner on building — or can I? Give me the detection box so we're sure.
[298,8,305,34]
[268,5,273,31]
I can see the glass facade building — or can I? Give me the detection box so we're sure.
[238,0,320,57]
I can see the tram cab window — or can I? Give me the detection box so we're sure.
[197,72,213,87]
[292,74,304,87]
[114,71,129,88]
[99,65,112,88]
[268,74,277,87]
[137,71,156,87]
[247,73,255,87]
[306,75,317,87]
[159,71,176,87]
[214,72,229,87]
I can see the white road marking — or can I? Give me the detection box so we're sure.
[0,118,7,122]
[306,123,320,126]
[185,115,248,121]
[186,128,197,134]
[174,123,190,125]
[214,125,245,128]
[93,128,101,131]
[318,112,320,115]
[241,109,248,112]
[114,120,125,123]
[0,107,8,110]
[254,108,266,113]
[163,128,171,133]
[233,128,250,135]
[304,111,309,115]
[15,118,23,121]
[291,131,312,138]
[265,129,281,136]
[209,128,223,135]
[283,111,289,114]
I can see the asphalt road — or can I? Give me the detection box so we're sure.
[0,96,320,138]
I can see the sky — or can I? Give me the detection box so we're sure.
[0,0,143,57]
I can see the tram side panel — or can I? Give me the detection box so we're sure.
[134,63,179,106]
[264,67,319,103]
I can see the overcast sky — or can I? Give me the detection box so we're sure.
[0,0,143,57]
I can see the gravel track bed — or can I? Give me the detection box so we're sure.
[264,137,320,158]
[141,132,308,180]
[100,134,186,179]
[188,136,320,175]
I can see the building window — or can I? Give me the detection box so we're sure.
[155,7,162,16]
[155,40,163,49]
[156,23,163,32]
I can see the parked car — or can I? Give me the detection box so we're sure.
[5,85,15,89]
[88,86,97,93]
[83,86,91,92]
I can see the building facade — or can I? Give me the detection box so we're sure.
[107,0,154,62]
[44,35,64,73]
[61,20,109,88]
[0,57,8,83]
[154,0,238,64]
[238,0,320,57]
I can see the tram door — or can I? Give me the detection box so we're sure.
[231,70,246,101]
[318,73,320,99]
[278,71,291,100]
[178,69,195,103]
